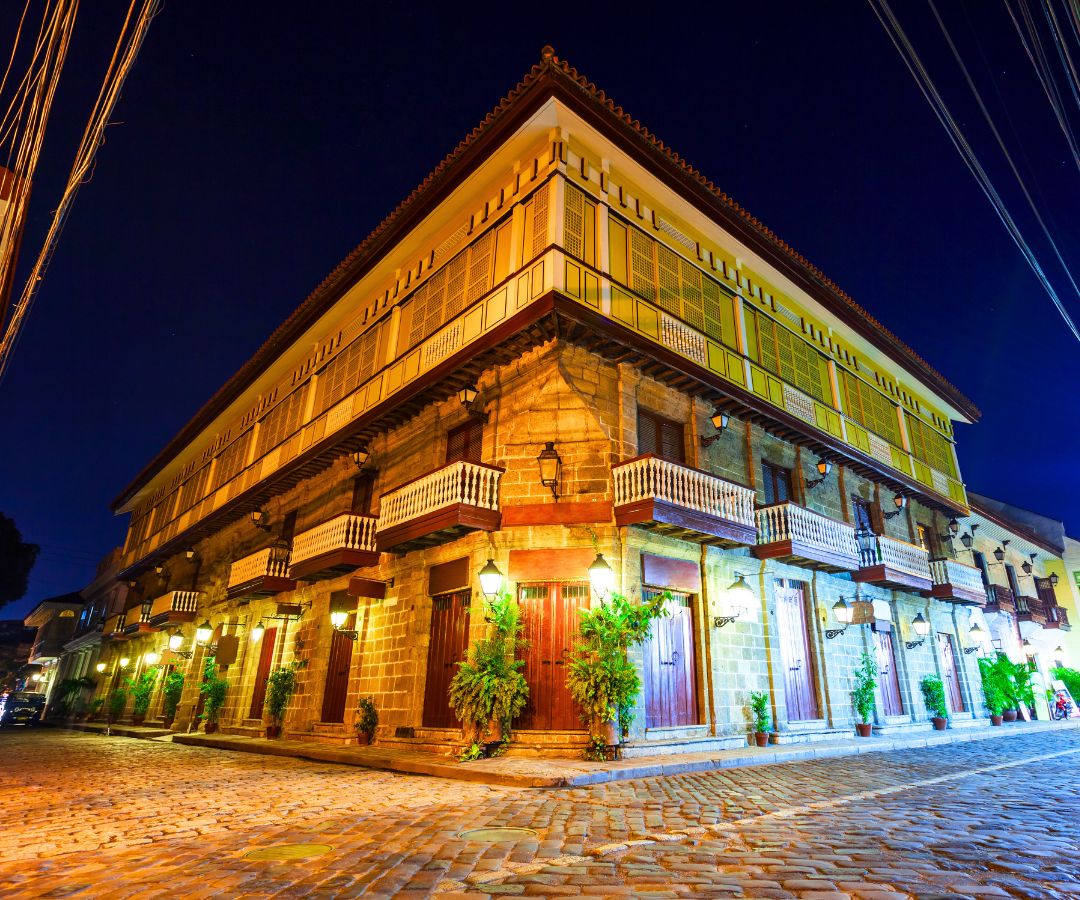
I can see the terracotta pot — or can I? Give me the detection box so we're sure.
[355,732,372,746]
[990,715,1003,726]
[1003,709,1018,722]
[265,724,281,739]
[486,717,504,743]
[754,732,770,747]
[931,717,948,731]
[462,721,480,744]
[600,719,620,747]
[204,721,219,734]
[855,723,873,737]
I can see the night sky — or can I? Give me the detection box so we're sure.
[2,4,1077,617]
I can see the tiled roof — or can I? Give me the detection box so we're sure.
[113,47,979,510]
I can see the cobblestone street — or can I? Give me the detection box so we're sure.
[1,728,1078,898]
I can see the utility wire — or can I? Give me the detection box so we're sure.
[1041,0,1080,115]
[867,0,1080,343]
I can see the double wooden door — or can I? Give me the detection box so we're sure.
[873,629,904,717]
[775,580,819,722]
[938,632,965,713]
[321,614,355,723]
[249,626,278,718]
[517,582,589,730]
[423,591,472,728]
[643,590,698,729]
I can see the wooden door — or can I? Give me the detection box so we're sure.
[643,590,698,728]
[320,614,354,723]
[874,629,904,716]
[938,632,964,712]
[423,591,471,728]
[517,582,589,730]
[248,626,278,718]
[775,580,819,721]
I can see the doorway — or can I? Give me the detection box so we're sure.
[873,628,904,716]
[422,591,472,728]
[775,579,820,722]
[642,589,698,728]
[248,626,278,719]
[938,632,965,712]
[321,614,355,723]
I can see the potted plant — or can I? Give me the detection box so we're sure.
[749,691,771,747]
[851,651,879,737]
[199,657,228,733]
[127,670,158,725]
[449,591,529,755]
[978,656,1006,725]
[355,696,378,745]
[920,675,949,729]
[87,697,105,721]
[566,591,666,756]
[161,671,184,728]
[107,685,128,724]
[264,661,303,738]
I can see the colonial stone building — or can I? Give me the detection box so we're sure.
[94,50,997,754]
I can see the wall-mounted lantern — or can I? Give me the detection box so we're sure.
[536,442,561,499]
[95,662,107,674]
[825,597,855,639]
[963,621,985,655]
[185,548,197,561]
[1022,553,1036,576]
[144,651,161,666]
[251,509,271,532]
[118,656,131,669]
[351,449,370,470]
[478,559,504,600]
[329,608,359,642]
[1050,572,1060,586]
[884,494,908,519]
[250,621,266,643]
[588,552,615,601]
[699,410,730,448]
[960,523,979,549]
[195,621,214,646]
[457,385,487,421]
[993,539,1010,563]
[714,573,753,628]
[805,459,832,490]
[905,612,931,649]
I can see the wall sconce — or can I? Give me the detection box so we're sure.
[963,621,985,655]
[250,621,266,643]
[714,573,753,628]
[960,523,979,549]
[536,442,561,499]
[118,657,131,669]
[825,597,854,639]
[806,459,832,490]
[478,558,504,600]
[30,673,42,682]
[95,662,107,674]
[905,612,930,649]
[168,632,193,659]
[458,385,487,421]
[1022,638,1034,656]
[185,548,197,561]
[588,553,615,601]
[195,621,214,647]
[938,518,961,544]
[1055,645,1064,655]
[251,509,271,532]
[993,539,1010,563]
[351,449,370,470]
[884,494,908,519]
[144,651,161,666]
[1021,553,1035,576]
[1050,572,1059,586]
[329,609,358,641]
[699,410,730,448]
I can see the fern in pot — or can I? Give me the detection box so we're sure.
[127,670,158,726]
[199,657,229,733]
[749,691,772,747]
[264,661,303,738]
[920,675,949,729]
[161,671,184,728]
[355,696,378,745]
[851,651,878,737]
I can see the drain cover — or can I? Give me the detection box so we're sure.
[456,827,538,842]
[244,843,333,860]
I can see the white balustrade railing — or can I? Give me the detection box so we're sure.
[866,534,932,580]
[290,513,377,566]
[756,502,860,564]
[227,547,291,589]
[148,590,202,619]
[929,558,986,598]
[377,461,503,532]
[612,455,755,526]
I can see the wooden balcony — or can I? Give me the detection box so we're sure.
[122,604,156,637]
[1046,605,1071,631]
[753,502,860,572]
[102,612,126,641]
[855,534,932,593]
[226,546,296,601]
[612,455,756,547]
[1016,595,1050,626]
[148,590,202,626]
[376,460,502,553]
[288,514,379,582]
[983,584,1016,615]
[925,557,987,606]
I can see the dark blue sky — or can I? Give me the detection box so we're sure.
[2,4,1077,617]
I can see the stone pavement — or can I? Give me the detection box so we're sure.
[1,727,1078,897]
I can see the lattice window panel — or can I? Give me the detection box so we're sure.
[466,229,494,304]
[782,384,815,424]
[444,251,468,319]
[906,413,957,479]
[564,183,585,259]
[701,275,725,344]
[530,183,549,258]
[754,311,827,403]
[656,243,681,316]
[256,387,306,457]
[424,322,461,368]
[318,326,378,414]
[177,464,210,513]
[213,430,252,490]
[679,258,705,331]
[629,226,656,302]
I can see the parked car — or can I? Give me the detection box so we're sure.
[0,691,46,726]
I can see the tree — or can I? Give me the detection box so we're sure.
[0,513,38,610]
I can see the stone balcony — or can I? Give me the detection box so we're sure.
[753,502,860,572]
[925,557,987,606]
[288,513,379,582]
[376,460,502,553]
[612,455,756,547]
[226,546,296,601]
[147,590,203,627]
[983,584,1016,615]
[854,533,933,593]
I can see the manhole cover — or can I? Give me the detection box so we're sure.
[244,843,333,860]
[456,827,537,842]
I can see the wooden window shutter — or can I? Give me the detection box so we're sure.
[659,419,685,464]
[529,182,549,258]
[446,419,483,463]
[637,410,659,456]
[679,258,704,331]
[629,227,657,302]
[656,243,680,315]
[701,275,724,344]
[869,500,885,535]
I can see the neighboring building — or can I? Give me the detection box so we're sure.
[1062,536,1080,666]
[0,620,36,693]
[104,50,990,752]
[963,494,1076,710]
[22,593,85,707]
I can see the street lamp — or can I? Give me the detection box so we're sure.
[826,597,854,639]
[714,573,753,628]
[95,662,107,674]
[478,559,504,600]
[144,651,161,666]
[906,613,930,650]
[588,552,615,601]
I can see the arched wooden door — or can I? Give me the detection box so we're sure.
[517,582,589,730]
[775,580,819,722]
[643,589,698,728]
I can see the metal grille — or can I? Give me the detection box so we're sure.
[643,588,692,608]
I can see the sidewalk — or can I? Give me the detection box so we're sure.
[161,719,1078,788]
